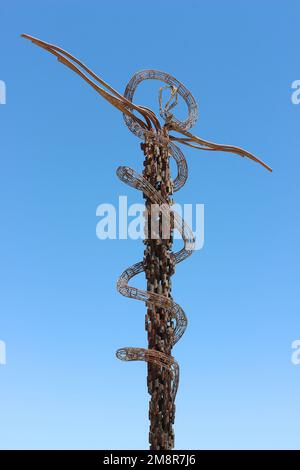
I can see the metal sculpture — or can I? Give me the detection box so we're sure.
[21,34,272,450]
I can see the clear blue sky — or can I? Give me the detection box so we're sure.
[0,0,299,450]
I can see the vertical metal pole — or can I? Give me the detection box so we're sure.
[142,129,176,450]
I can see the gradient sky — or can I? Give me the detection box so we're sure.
[0,0,300,449]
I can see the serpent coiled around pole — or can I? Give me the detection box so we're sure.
[115,140,195,401]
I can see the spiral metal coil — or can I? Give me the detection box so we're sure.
[22,33,272,449]
[123,69,198,138]
[116,70,197,404]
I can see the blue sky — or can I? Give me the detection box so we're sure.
[0,0,300,449]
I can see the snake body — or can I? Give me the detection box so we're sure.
[116,149,194,399]
[116,71,198,402]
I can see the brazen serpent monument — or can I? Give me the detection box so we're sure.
[22,34,272,449]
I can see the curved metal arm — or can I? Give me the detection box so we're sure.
[21,34,160,132]
[21,33,272,173]
[170,129,272,172]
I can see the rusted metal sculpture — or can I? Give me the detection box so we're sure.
[22,34,272,450]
